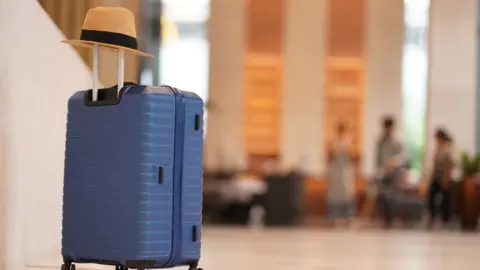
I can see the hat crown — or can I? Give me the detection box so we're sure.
[82,7,137,38]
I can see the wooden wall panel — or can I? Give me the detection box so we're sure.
[327,0,366,57]
[246,0,284,54]
[324,0,366,160]
[38,0,94,67]
[244,0,284,170]
[324,57,365,157]
[308,0,366,218]
[244,55,281,156]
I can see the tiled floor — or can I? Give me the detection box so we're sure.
[43,227,480,270]
[199,227,480,270]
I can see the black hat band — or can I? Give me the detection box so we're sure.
[80,29,138,50]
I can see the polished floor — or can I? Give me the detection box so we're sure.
[199,227,480,270]
[50,227,480,270]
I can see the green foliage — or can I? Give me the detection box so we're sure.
[460,152,480,177]
[403,112,427,173]
[406,144,424,172]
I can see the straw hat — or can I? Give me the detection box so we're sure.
[63,7,152,57]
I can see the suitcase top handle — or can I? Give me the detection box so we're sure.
[83,82,137,107]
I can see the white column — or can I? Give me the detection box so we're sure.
[281,0,327,174]
[363,0,404,176]
[205,0,246,170]
[427,0,477,161]
[0,47,11,270]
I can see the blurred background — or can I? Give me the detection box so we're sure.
[1,0,480,269]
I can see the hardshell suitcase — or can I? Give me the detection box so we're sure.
[61,48,204,270]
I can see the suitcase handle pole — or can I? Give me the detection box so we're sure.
[117,48,125,95]
[91,47,124,101]
[92,44,100,101]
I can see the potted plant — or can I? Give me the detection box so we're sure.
[457,152,480,231]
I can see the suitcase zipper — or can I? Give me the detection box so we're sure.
[162,85,185,266]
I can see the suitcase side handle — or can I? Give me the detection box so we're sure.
[158,167,164,184]
[192,225,198,242]
[194,114,201,131]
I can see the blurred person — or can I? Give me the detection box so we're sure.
[326,123,355,228]
[375,117,404,181]
[427,128,454,229]
[376,159,408,228]
[361,116,403,224]
[377,160,426,229]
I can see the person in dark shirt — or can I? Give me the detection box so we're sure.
[427,128,454,229]
[375,117,403,175]
[361,116,403,224]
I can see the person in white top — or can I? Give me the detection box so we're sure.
[326,123,355,227]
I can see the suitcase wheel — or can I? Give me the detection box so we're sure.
[188,261,202,270]
[61,263,75,270]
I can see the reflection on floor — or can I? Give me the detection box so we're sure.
[201,227,480,270]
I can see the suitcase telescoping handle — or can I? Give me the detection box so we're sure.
[91,44,125,102]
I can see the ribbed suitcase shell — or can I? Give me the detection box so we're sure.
[62,85,203,269]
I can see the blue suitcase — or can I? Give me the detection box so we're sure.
[62,83,204,270]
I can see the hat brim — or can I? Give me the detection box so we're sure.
[62,39,153,58]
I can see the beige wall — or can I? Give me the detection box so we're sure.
[426,0,477,167]
[281,0,326,174]
[0,1,145,267]
[0,44,10,270]
[0,1,93,269]
[204,0,247,170]
[363,0,404,176]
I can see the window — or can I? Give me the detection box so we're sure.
[139,0,211,133]
[402,0,430,174]
[405,27,426,46]
[160,0,210,130]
